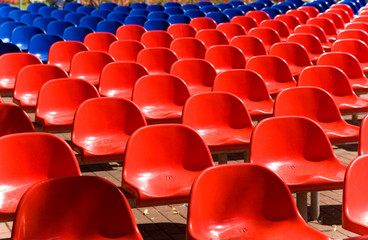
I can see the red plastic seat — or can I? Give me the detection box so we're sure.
[286,9,311,24]
[195,29,229,48]
[298,65,368,114]
[317,52,368,93]
[246,55,297,96]
[330,4,354,19]
[116,24,146,41]
[245,10,271,25]
[167,23,197,39]
[307,17,338,42]
[294,24,332,51]
[99,61,148,99]
[326,8,351,23]
[0,132,81,221]
[0,103,35,136]
[136,47,178,74]
[260,19,291,41]
[11,176,143,240]
[269,42,312,79]
[204,45,246,73]
[69,51,114,86]
[169,37,207,59]
[274,86,359,144]
[216,22,246,42]
[343,155,368,235]
[71,97,147,163]
[274,14,302,33]
[47,41,89,73]
[83,32,118,52]
[187,163,330,240]
[140,30,174,48]
[345,22,368,32]
[0,53,42,94]
[331,39,368,74]
[230,15,258,32]
[337,29,368,45]
[189,17,217,31]
[359,114,368,155]
[248,27,281,52]
[108,40,145,62]
[318,12,345,31]
[213,69,274,120]
[287,33,324,63]
[298,6,320,18]
[13,64,68,110]
[182,92,254,152]
[353,16,368,24]
[35,78,100,131]
[230,35,267,61]
[170,58,216,95]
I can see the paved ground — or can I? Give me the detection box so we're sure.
[0,96,364,239]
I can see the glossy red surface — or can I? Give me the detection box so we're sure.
[230,35,267,61]
[189,17,216,31]
[330,4,354,19]
[248,27,281,53]
[216,22,246,42]
[108,40,145,62]
[307,17,338,42]
[245,10,271,25]
[287,33,324,63]
[167,24,197,39]
[0,103,35,136]
[275,14,302,33]
[140,30,173,48]
[286,9,311,24]
[230,15,258,32]
[260,19,291,41]
[83,32,118,52]
[136,47,178,75]
[298,6,320,18]
[116,24,146,41]
[359,114,368,155]
[195,29,229,48]
[318,12,345,30]
[205,45,246,73]
[337,29,368,45]
[170,37,206,59]
[294,24,332,51]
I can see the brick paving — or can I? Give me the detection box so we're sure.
[0,96,364,239]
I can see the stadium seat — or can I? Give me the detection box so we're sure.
[204,45,245,73]
[195,29,229,48]
[294,24,332,51]
[287,33,324,63]
[63,26,93,42]
[27,34,64,63]
[245,10,271,25]
[259,19,291,41]
[116,24,146,41]
[136,47,178,74]
[140,30,173,48]
[108,40,144,61]
[0,103,35,136]
[230,15,258,32]
[83,32,118,52]
[167,23,196,38]
[170,37,206,59]
[230,35,267,61]
[10,26,44,52]
[248,27,281,52]
[216,22,246,41]
[189,17,216,31]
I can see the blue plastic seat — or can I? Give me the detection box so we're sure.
[8,9,29,21]
[262,7,283,19]
[0,6,18,18]
[10,26,45,52]
[236,5,256,14]
[63,26,93,42]
[33,16,57,31]
[248,1,267,10]
[0,17,13,25]
[196,1,214,7]
[63,2,83,12]
[50,9,71,20]
[106,12,128,24]
[19,13,42,25]
[144,19,170,31]
[168,14,191,24]
[129,9,149,16]
[215,3,233,11]
[91,9,110,19]
[259,0,274,7]
[28,34,64,63]
[164,7,184,15]
[287,0,304,7]
[27,2,47,14]
[146,4,165,12]
[96,20,122,34]
[0,22,25,43]
[201,5,220,13]
[76,6,96,15]
[79,16,104,31]
[0,42,20,55]
[38,6,58,17]
[182,3,200,10]
[46,20,75,37]
[206,12,230,24]
[164,2,181,8]
[124,15,147,26]
[64,12,86,25]
[272,3,291,13]
[147,11,169,20]
[113,5,132,13]
[228,0,245,7]
[223,8,244,20]
[184,9,205,18]
[130,2,147,9]
[99,2,118,11]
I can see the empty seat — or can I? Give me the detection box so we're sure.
[170,37,206,59]
[216,22,246,42]
[205,11,230,24]
[337,29,368,46]
[136,47,178,74]
[286,9,311,24]
[0,103,35,136]
[170,58,216,95]
[64,12,86,25]
[274,86,359,144]
[124,15,148,27]
[345,22,368,32]
[116,24,146,41]
[10,26,44,52]
[143,19,170,31]
[140,30,173,48]
[50,9,71,20]
[287,33,324,63]
[32,16,57,31]
[46,20,75,37]
[230,35,267,61]
[327,8,351,23]
[294,24,332,51]
[204,45,245,73]
[0,22,25,43]
[248,27,281,52]
[187,163,330,240]
[246,55,297,96]
[274,14,302,33]
[0,52,42,94]
[72,97,147,163]
[184,9,206,19]
[19,13,42,26]
[98,61,148,99]
[132,74,190,124]
[122,124,214,206]
[83,32,117,52]
[330,3,354,18]
[230,15,258,32]
[13,64,68,110]
[108,40,144,62]
[96,19,122,34]
[27,34,64,63]
[0,132,81,222]
[76,6,96,15]
[106,12,128,24]
[147,13,168,21]
[245,10,271,25]
[195,29,229,48]
[63,2,83,12]
[359,114,368,155]
[189,17,217,31]
[8,10,30,22]
[307,17,338,42]
[167,14,191,24]
[69,51,114,86]
[36,78,100,131]
[63,26,93,42]
[318,12,345,31]
[47,41,89,73]
[79,16,104,31]
[213,69,274,120]
[260,19,291,41]
[91,9,111,19]
[100,2,118,11]
[167,24,196,39]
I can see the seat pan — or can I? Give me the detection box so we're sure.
[100,89,132,99]
[13,94,37,110]
[320,121,359,144]
[360,62,368,74]
[349,77,368,93]
[242,99,274,119]
[264,80,296,95]
[140,105,182,123]
[36,110,75,131]
[334,95,368,114]
[0,78,15,91]
[187,85,212,95]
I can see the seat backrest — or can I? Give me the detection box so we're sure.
[107,12,128,24]
[170,37,206,59]
[19,13,42,25]
[11,176,143,239]
[0,22,26,43]
[96,20,122,34]
[108,40,144,61]
[32,16,57,31]
[205,45,246,71]
[115,24,146,41]
[195,29,229,48]
[274,14,302,32]
[359,115,368,155]
[248,27,281,51]
[189,17,217,31]
[326,8,351,23]
[269,42,312,66]
[345,22,368,32]
[76,6,96,15]
[83,32,118,52]
[100,2,118,11]
[230,35,267,61]
[143,19,170,31]
[337,29,368,46]
[306,17,337,35]
[79,15,104,31]
[286,9,310,24]
[10,26,45,52]
[260,19,290,38]
[184,9,206,19]
[64,12,86,25]
[28,34,64,63]
[136,47,178,74]
[167,24,196,39]
[50,9,71,20]
[140,30,173,48]
[63,26,93,42]
[216,22,246,41]
[230,15,258,32]
[318,12,345,29]
[205,11,230,24]
[124,15,148,27]
[330,3,354,18]
[46,20,75,37]
[294,24,329,44]
[0,103,35,136]
[91,9,111,19]
[167,14,192,24]
[287,33,324,55]
[331,39,368,63]
[245,10,271,25]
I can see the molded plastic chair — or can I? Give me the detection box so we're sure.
[83,32,117,52]
[298,66,368,114]
[182,92,254,152]
[245,10,271,25]
[63,26,93,42]
[318,12,345,31]
[69,51,114,86]
[79,16,104,31]
[10,26,44,52]
[345,22,368,32]
[195,29,229,48]
[113,6,132,14]
[50,9,71,20]
[164,7,184,15]
[230,15,258,32]
[108,40,144,62]
[213,69,274,119]
[19,13,42,26]
[0,42,21,55]
[140,30,173,48]
[246,55,297,96]
[0,103,35,136]
[122,124,214,206]
[71,96,143,159]
[353,15,368,24]
[36,78,100,131]
[132,74,190,124]
[46,20,75,37]
[76,6,96,15]
[182,3,200,10]
[12,176,143,240]
[184,9,205,19]
[124,15,147,27]
[201,5,220,14]
[63,2,83,12]
[342,155,368,235]
[164,2,181,8]
[287,33,324,63]
[260,19,291,41]
[337,29,368,46]
[331,39,368,74]
[170,58,216,95]
[8,10,29,22]
[262,7,283,19]
[47,41,88,73]
[0,6,18,18]
[64,12,86,25]
[204,45,246,73]
[129,9,149,17]
[205,12,230,24]
[167,14,191,24]
[167,24,196,39]
[99,61,148,99]
[294,24,332,51]
[274,86,359,144]
[223,8,244,20]
[136,47,178,75]
[91,9,111,19]
[216,22,246,42]
[274,14,302,33]
[146,4,164,12]
[230,35,267,61]
[143,19,170,31]
[327,8,351,23]
[269,42,312,79]
[100,1,118,11]
[330,3,354,18]
[317,52,368,93]
[307,17,338,42]
[0,52,42,93]
[286,9,310,24]
[28,34,64,63]
[359,114,368,155]
[96,19,122,34]
[248,27,281,52]
[0,132,81,222]
[33,16,57,31]
[116,24,146,41]
[170,37,206,59]
[107,12,128,24]
[187,163,331,240]
[189,17,216,31]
